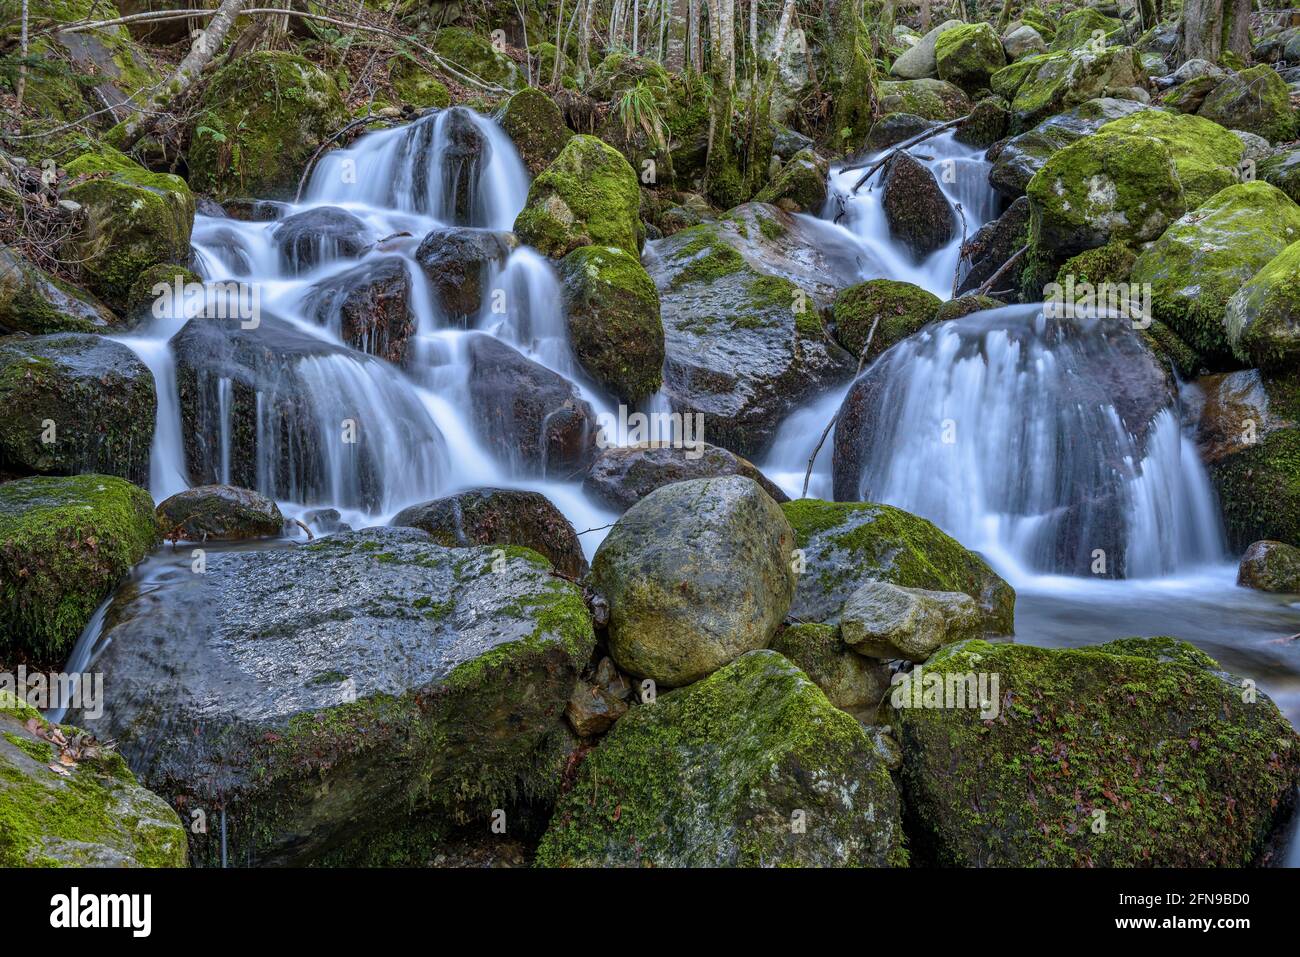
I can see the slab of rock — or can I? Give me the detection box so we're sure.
[840,580,983,661]
[583,441,787,512]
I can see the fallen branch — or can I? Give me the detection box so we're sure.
[292,518,314,540]
[951,201,967,299]
[801,316,880,499]
[294,112,404,202]
[844,114,968,192]
[975,243,1028,297]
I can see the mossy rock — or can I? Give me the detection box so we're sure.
[1227,239,1300,371]
[60,147,194,308]
[753,148,828,213]
[123,262,202,327]
[1132,181,1300,365]
[769,623,891,713]
[1198,65,1297,144]
[0,333,156,485]
[1260,148,1300,205]
[513,135,643,258]
[1056,240,1136,286]
[781,499,1014,634]
[893,637,1300,866]
[0,246,116,336]
[155,484,284,543]
[388,54,450,109]
[557,245,663,404]
[953,95,1010,148]
[990,52,1056,100]
[934,294,1003,322]
[1103,109,1245,207]
[500,87,574,176]
[430,27,523,90]
[187,51,347,202]
[1010,46,1147,132]
[0,692,186,867]
[876,78,973,121]
[1048,8,1124,52]
[934,23,1007,93]
[0,474,158,665]
[535,650,907,867]
[1238,539,1300,593]
[830,279,941,360]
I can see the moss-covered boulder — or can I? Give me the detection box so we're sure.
[893,637,1300,866]
[500,87,574,176]
[557,245,664,404]
[781,499,1014,634]
[935,23,1007,93]
[876,78,973,120]
[60,148,194,308]
[0,693,186,867]
[187,51,346,201]
[1198,65,1297,144]
[1260,148,1300,204]
[1132,182,1300,364]
[1048,8,1123,52]
[388,54,451,109]
[753,148,828,213]
[1057,240,1137,286]
[0,247,115,336]
[934,293,1005,322]
[124,262,202,328]
[430,26,523,90]
[391,487,587,579]
[953,95,1010,148]
[1238,540,1300,593]
[0,334,156,485]
[591,477,795,688]
[535,650,906,867]
[1101,110,1246,208]
[1010,46,1148,132]
[768,623,891,713]
[69,527,595,866]
[890,19,965,80]
[155,485,284,543]
[830,279,941,360]
[0,474,157,664]
[1225,239,1300,370]
[513,135,643,258]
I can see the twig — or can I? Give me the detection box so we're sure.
[801,315,880,498]
[975,244,1028,297]
[294,112,402,202]
[951,202,967,299]
[844,114,969,192]
[292,518,314,540]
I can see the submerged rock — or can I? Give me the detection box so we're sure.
[1237,540,1300,593]
[840,580,983,661]
[893,637,1300,866]
[0,694,186,867]
[272,206,372,274]
[780,499,1015,634]
[391,487,587,578]
[304,256,414,364]
[535,650,906,867]
[0,333,155,485]
[414,226,513,322]
[583,441,787,512]
[69,527,595,866]
[591,477,796,687]
[0,474,158,664]
[155,485,285,543]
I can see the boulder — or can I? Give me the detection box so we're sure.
[957,196,1031,297]
[952,95,1010,148]
[499,87,573,176]
[271,206,372,274]
[304,256,414,364]
[557,245,664,404]
[1009,46,1148,133]
[876,78,973,120]
[583,441,787,511]
[0,247,115,336]
[1237,540,1300,593]
[155,485,284,542]
[391,487,587,578]
[0,474,157,664]
[430,27,523,90]
[935,23,1007,93]
[187,51,347,201]
[893,637,1300,866]
[1159,74,1221,114]
[388,53,451,109]
[769,623,891,712]
[466,333,597,478]
[881,153,955,261]
[1002,25,1047,61]
[60,148,194,308]
[1260,148,1300,204]
[830,278,941,359]
[840,581,984,661]
[890,19,965,79]
[1132,182,1300,365]
[780,499,1014,633]
[0,693,186,867]
[1048,8,1122,52]
[590,476,796,687]
[513,135,643,258]
[0,333,155,485]
[1225,239,1300,371]
[753,148,829,212]
[1199,65,1297,144]
[413,226,513,322]
[535,650,906,867]
[69,527,594,866]
[863,112,938,151]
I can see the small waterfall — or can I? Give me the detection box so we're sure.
[480,247,576,377]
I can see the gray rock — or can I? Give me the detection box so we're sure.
[583,440,788,512]
[1003,25,1047,61]
[414,226,513,321]
[304,255,415,364]
[271,206,372,274]
[840,580,983,661]
[891,19,965,79]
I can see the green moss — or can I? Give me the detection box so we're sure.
[1056,241,1136,286]
[877,78,972,121]
[500,87,573,175]
[430,27,522,90]
[0,474,158,663]
[753,149,826,212]
[1226,239,1300,370]
[663,222,746,288]
[1211,375,1300,549]
[1048,8,1124,52]
[1102,110,1245,208]
[934,23,1006,92]
[388,54,450,109]
[0,247,113,336]
[831,278,940,359]
[1199,64,1297,144]
[1010,46,1146,132]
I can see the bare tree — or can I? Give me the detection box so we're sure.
[1178,0,1252,63]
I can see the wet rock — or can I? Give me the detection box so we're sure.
[564,682,628,737]
[769,622,891,712]
[863,112,939,151]
[840,581,983,661]
[934,293,1006,321]
[391,487,587,578]
[953,96,1010,149]
[465,333,597,478]
[0,246,116,336]
[893,637,1300,866]
[302,507,349,535]
[0,694,186,867]
[1237,540,1300,593]
[1261,148,1300,204]
[0,333,155,485]
[583,441,788,512]
[438,107,495,224]
[1227,239,1300,371]
[69,527,594,866]
[272,206,372,274]
[830,278,942,359]
[890,19,964,79]
[413,226,513,322]
[881,153,955,260]
[781,499,1015,634]
[877,78,973,120]
[957,196,1030,297]
[557,245,664,404]
[500,87,574,176]
[591,476,796,687]
[155,485,285,543]
[0,474,158,664]
[304,256,415,364]
[1199,65,1297,144]
[535,650,906,867]
[754,148,829,212]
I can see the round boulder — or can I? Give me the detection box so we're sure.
[155,485,285,542]
[1237,540,1300,593]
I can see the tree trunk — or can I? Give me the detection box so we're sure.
[1179,0,1251,63]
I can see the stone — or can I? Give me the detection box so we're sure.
[840,580,984,661]
[155,485,285,543]
[1237,540,1300,593]
[583,441,787,512]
